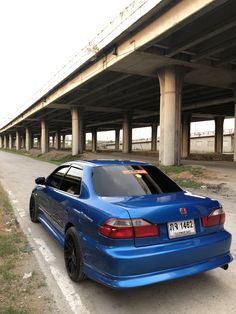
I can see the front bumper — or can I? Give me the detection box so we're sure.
[82,230,232,289]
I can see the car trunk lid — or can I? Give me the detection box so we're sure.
[103,191,221,247]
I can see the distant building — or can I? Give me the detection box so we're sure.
[190,130,234,154]
[102,130,234,154]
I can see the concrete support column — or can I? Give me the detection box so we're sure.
[41,120,49,154]
[31,134,34,148]
[83,131,86,151]
[16,131,20,151]
[3,135,7,148]
[25,128,32,151]
[54,129,61,150]
[21,136,25,149]
[182,114,191,158]
[123,113,132,153]
[92,128,97,153]
[0,135,2,148]
[158,67,185,165]
[51,135,55,148]
[151,124,158,151]
[9,134,13,149]
[71,107,84,156]
[214,116,224,154]
[62,135,66,149]
[115,128,120,151]
[37,136,41,149]
[234,95,236,162]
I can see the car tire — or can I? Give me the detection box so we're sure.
[64,227,86,282]
[29,195,39,223]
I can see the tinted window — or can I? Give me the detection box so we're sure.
[47,166,69,189]
[92,165,182,197]
[60,167,82,195]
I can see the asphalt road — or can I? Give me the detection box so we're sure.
[0,150,235,314]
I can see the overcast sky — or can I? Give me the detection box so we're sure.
[0,0,234,140]
[0,0,131,126]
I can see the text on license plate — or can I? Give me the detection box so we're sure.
[167,219,196,239]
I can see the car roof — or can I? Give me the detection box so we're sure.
[64,159,150,167]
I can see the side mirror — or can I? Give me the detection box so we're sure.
[35,177,46,185]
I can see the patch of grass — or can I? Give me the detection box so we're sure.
[37,281,47,289]
[50,154,82,165]
[0,234,20,257]
[160,165,205,189]
[160,165,190,174]
[160,165,203,176]
[2,197,14,214]
[0,183,50,314]
[3,307,30,314]
[0,184,24,257]
[174,178,203,189]
[0,259,17,280]
[189,153,233,162]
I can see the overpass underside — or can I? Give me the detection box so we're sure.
[0,0,236,165]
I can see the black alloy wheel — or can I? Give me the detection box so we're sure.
[64,227,86,282]
[29,195,39,223]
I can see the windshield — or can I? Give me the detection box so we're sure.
[92,165,182,197]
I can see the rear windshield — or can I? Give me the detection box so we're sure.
[92,165,182,197]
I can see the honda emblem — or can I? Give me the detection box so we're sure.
[180,207,187,215]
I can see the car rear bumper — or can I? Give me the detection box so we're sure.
[83,230,232,289]
[84,252,232,289]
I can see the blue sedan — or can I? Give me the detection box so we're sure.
[29,160,232,289]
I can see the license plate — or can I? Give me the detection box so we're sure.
[167,219,196,239]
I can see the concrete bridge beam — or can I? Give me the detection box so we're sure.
[158,67,185,165]
[122,113,132,154]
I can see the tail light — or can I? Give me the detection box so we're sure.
[202,208,225,227]
[99,218,159,239]
[132,219,160,238]
[99,218,133,239]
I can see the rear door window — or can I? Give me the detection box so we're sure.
[60,167,83,195]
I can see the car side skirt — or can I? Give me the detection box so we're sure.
[38,212,64,247]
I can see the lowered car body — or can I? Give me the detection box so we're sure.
[30,160,232,289]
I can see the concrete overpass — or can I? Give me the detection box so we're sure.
[0,0,236,165]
